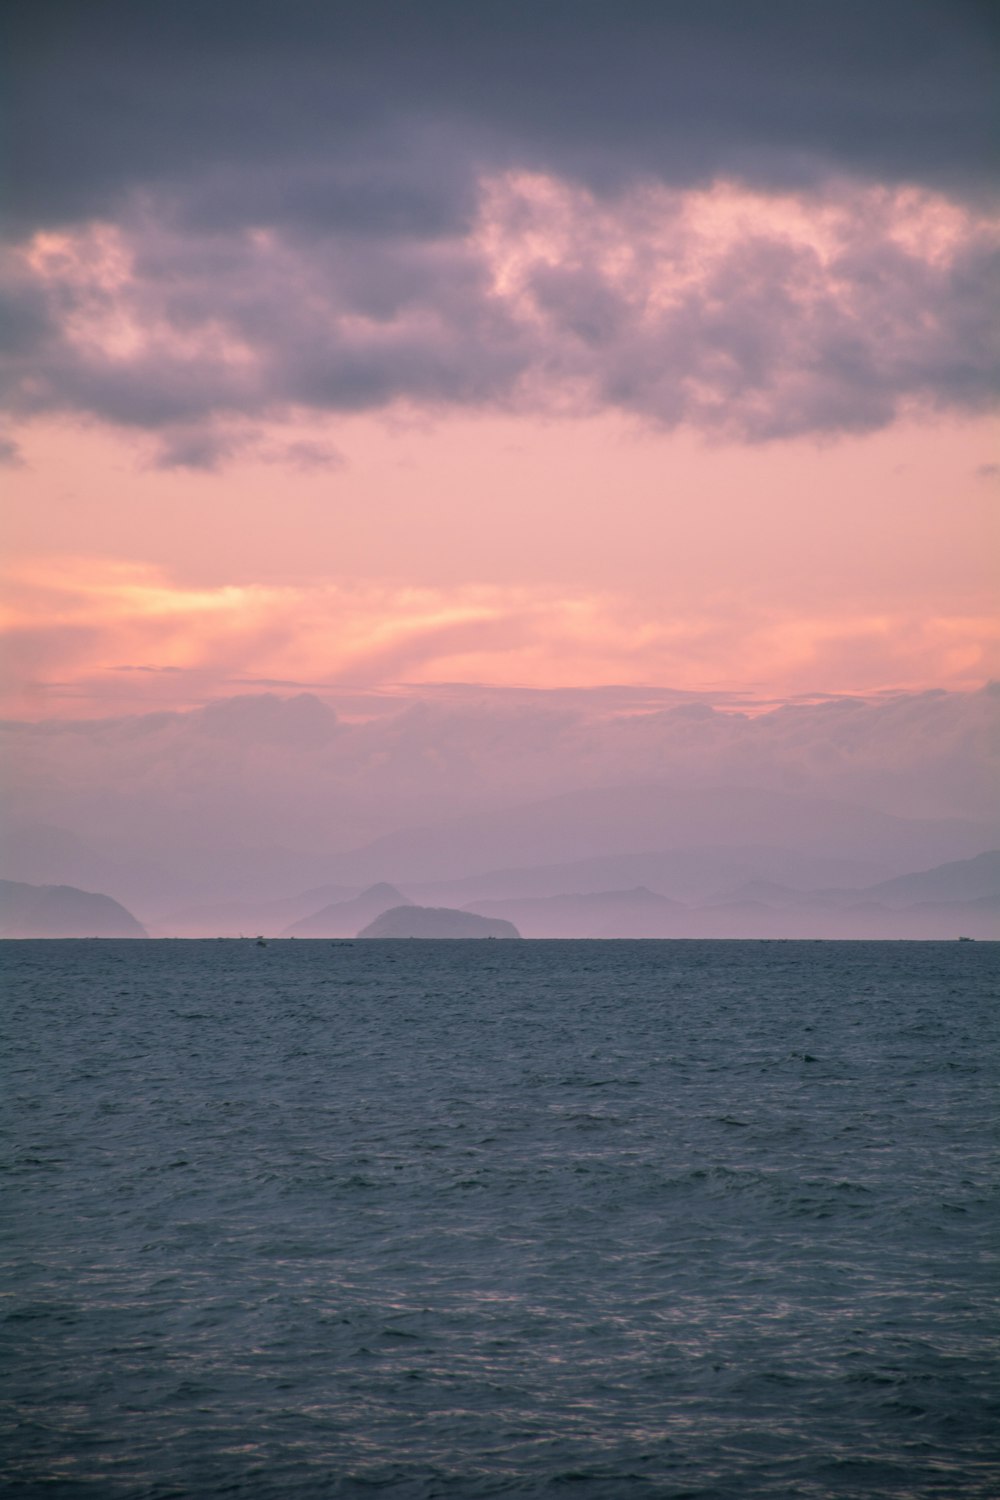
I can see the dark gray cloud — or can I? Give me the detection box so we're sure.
[2,1,997,452]
[3,182,996,457]
[5,1,997,235]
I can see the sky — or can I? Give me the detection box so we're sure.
[1,1,998,880]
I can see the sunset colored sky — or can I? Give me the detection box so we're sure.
[2,1,997,721]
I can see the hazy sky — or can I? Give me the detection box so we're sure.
[2,0,998,723]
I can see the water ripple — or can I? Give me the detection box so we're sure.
[2,938,998,1497]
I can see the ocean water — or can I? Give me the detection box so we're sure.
[2,939,998,1500]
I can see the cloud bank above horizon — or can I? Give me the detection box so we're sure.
[3,686,998,864]
[3,171,997,468]
[3,0,997,465]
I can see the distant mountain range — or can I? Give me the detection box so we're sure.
[0,881,147,938]
[5,784,998,940]
[863,850,1000,907]
[463,852,1000,939]
[149,848,898,934]
[186,852,999,940]
[3,849,995,939]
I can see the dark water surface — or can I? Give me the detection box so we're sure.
[2,939,998,1498]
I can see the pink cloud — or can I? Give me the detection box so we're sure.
[3,176,996,465]
[2,556,996,720]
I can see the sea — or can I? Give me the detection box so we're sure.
[2,939,998,1499]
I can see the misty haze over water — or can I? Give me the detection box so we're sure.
[2,688,998,939]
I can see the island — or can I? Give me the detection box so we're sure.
[357,905,521,939]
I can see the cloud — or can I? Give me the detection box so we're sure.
[6,1,997,238]
[2,3,996,454]
[2,557,997,722]
[2,176,997,455]
[1,688,997,876]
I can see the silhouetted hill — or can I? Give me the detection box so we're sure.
[0,881,147,938]
[706,852,1000,937]
[358,906,520,939]
[863,851,1000,907]
[284,883,411,937]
